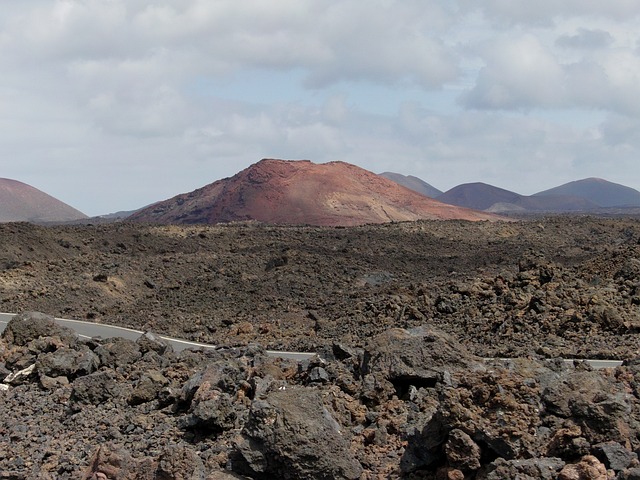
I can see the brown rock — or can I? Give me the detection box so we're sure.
[2,311,77,347]
[156,445,206,480]
[445,429,481,471]
[558,455,609,480]
[233,386,362,479]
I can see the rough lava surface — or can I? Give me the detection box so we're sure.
[1,217,640,478]
[128,159,500,226]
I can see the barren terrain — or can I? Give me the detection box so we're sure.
[3,217,640,478]
[1,217,639,359]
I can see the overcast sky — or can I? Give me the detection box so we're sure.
[2,1,640,216]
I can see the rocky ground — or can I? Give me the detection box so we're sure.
[2,217,640,478]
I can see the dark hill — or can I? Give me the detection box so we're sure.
[436,182,521,211]
[437,182,600,213]
[533,177,640,207]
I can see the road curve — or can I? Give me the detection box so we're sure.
[0,312,315,360]
[0,312,626,368]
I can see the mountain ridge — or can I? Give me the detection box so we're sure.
[381,173,640,214]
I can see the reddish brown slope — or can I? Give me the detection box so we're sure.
[0,178,87,223]
[130,159,502,226]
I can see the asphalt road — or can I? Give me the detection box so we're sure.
[0,312,625,368]
[0,312,314,360]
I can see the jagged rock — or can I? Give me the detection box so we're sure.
[309,366,329,383]
[592,441,637,471]
[155,445,206,480]
[179,360,249,408]
[477,457,565,479]
[39,374,70,390]
[445,428,481,471]
[36,346,99,379]
[620,468,640,480]
[94,337,142,368]
[400,404,448,472]
[184,389,236,432]
[81,445,155,479]
[2,311,77,347]
[360,326,484,402]
[233,386,362,479]
[205,472,247,479]
[0,362,10,381]
[129,370,169,405]
[542,368,638,448]
[439,468,465,480]
[136,331,173,355]
[70,371,130,408]
[558,455,608,480]
[615,258,640,281]
[546,425,591,459]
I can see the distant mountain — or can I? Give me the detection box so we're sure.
[379,172,442,198]
[533,178,640,207]
[437,182,599,213]
[436,183,522,211]
[0,178,87,223]
[129,159,501,227]
[97,205,156,221]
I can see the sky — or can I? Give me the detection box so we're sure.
[2,1,640,216]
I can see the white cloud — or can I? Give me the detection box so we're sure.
[459,0,640,26]
[464,35,565,109]
[2,0,640,215]
[463,27,640,116]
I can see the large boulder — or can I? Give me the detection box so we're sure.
[136,331,173,355]
[70,371,131,409]
[94,337,142,368]
[232,386,362,479]
[36,346,99,380]
[2,311,77,347]
[542,368,639,448]
[360,326,484,402]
